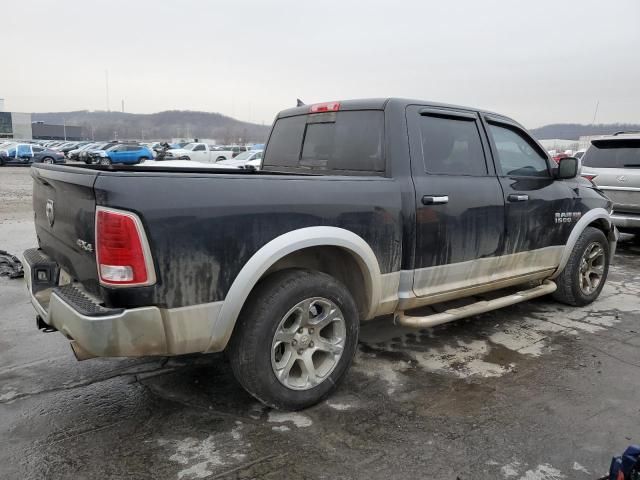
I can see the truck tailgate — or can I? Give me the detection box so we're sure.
[31,165,100,295]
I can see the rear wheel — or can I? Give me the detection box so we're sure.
[553,227,610,306]
[42,157,54,164]
[138,156,149,163]
[99,158,111,166]
[228,269,359,410]
[216,156,226,162]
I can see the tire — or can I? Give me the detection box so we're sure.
[216,156,226,162]
[552,226,610,306]
[99,158,111,166]
[228,268,359,410]
[42,157,54,164]
[138,157,148,163]
[179,156,190,160]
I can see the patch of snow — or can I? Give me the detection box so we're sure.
[518,464,565,480]
[271,425,290,432]
[501,461,521,477]
[267,411,313,428]
[413,340,513,378]
[0,389,18,402]
[326,401,353,411]
[572,462,590,474]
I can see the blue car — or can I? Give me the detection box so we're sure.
[97,144,153,165]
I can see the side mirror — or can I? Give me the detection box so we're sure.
[556,157,579,179]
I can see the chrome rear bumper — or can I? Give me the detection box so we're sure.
[23,248,224,359]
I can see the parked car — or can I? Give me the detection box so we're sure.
[83,142,118,164]
[552,152,569,163]
[24,98,616,410]
[574,149,586,160]
[59,142,90,156]
[166,142,235,162]
[581,132,640,235]
[96,143,153,165]
[226,145,251,158]
[0,143,65,165]
[68,142,100,161]
[217,150,263,169]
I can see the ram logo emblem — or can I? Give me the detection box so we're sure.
[46,200,55,227]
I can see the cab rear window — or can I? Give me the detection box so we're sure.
[582,139,640,168]
[263,111,385,174]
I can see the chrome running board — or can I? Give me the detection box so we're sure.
[395,280,557,329]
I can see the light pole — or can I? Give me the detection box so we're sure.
[63,119,67,141]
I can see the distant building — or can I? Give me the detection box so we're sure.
[0,112,83,141]
[0,112,33,140]
[31,121,83,141]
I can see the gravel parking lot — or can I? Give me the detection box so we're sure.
[1,166,639,479]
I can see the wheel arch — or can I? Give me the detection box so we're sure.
[205,226,382,352]
[551,207,615,279]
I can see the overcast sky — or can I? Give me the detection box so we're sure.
[3,0,639,128]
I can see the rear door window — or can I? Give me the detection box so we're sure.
[582,139,640,168]
[418,113,487,176]
[263,110,385,174]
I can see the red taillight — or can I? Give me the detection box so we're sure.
[309,101,340,113]
[96,208,151,285]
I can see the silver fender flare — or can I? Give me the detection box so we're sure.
[550,207,614,279]
[205,226,382,352]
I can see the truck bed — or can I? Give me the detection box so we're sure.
[30,163,404,311]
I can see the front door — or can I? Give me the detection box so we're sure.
[406,106,505,298]
[191,144,208,162]
[482,116,577,272]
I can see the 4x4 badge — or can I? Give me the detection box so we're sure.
[46,200,55,227]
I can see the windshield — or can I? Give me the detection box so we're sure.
[582,139,640,168]
[180,143,198,151]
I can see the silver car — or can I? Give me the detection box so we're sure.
[581,132,640,234]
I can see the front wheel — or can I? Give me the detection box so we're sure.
[228,269,359,410]
[553,226,610,306]
[99,158,112,166]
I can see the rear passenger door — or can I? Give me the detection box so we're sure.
[483,117,576,269]
[406,106,505,297]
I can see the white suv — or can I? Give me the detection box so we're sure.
[581,132,640,234]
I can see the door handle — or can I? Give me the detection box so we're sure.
[508,194,529,202]
[422,195,449,205]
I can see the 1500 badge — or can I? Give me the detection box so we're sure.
[555,212,582,224]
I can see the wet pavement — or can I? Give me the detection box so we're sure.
[1,166,640,479]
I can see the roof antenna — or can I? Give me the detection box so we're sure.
[296,99,305,107]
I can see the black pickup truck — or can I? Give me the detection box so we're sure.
[24,98,617,410]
